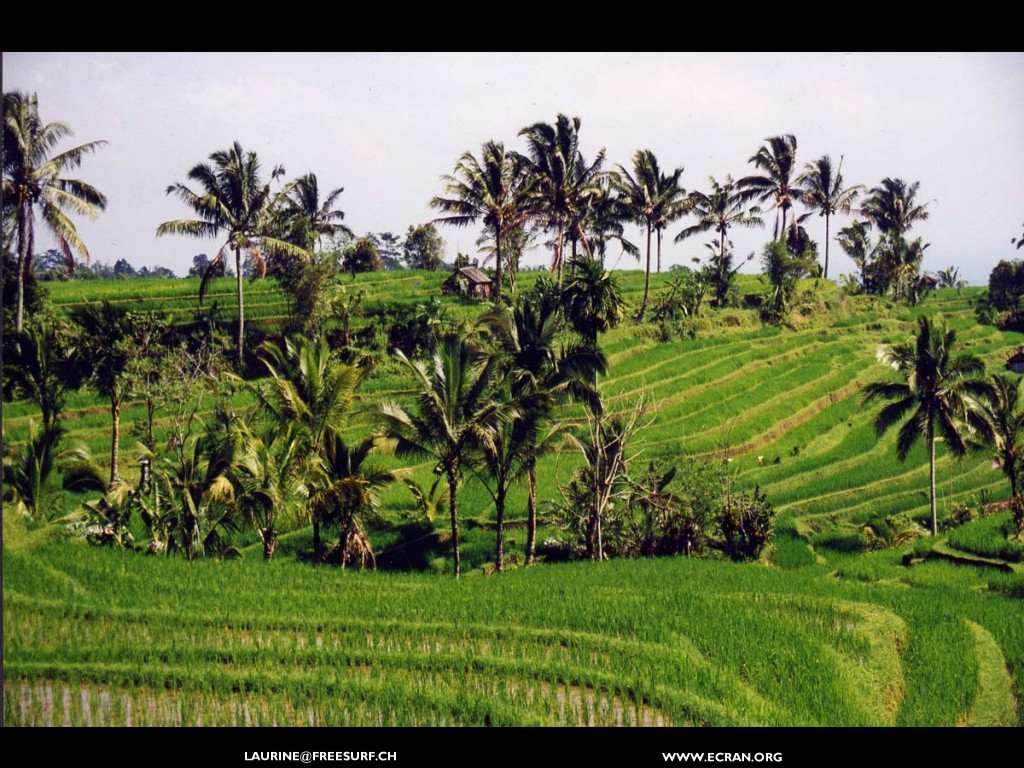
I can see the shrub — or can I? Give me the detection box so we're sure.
[719,486,776,562]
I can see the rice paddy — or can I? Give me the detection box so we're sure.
[4,272,1022,726]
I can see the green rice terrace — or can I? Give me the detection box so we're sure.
[4,272,1023,726]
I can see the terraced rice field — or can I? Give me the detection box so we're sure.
[4,272,1022,726]
[5,521,1020,726]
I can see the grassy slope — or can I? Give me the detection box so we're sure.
[4,272,1022,725]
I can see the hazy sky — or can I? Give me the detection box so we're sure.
[4,52,1023,283]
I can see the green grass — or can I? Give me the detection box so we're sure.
[5,276,1023,726]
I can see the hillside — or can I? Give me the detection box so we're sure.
[4,271,1022,726]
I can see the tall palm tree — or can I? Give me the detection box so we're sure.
[482,294,605,566]
[861,177,930,239]
[157,141,307,367]
[373,333,509,578]
[738,134,799,241]
[276,172,353,251]
[518,114,605,284]
[431,141,534,304]
[675,175,764,258]
[614,150,686,319]
[3,91,107,332]
[653,169,689,275]
[796,155,862,279]
[975,374,1024,499]
[862,315,992,535]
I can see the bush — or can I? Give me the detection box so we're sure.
[719,486,776,561]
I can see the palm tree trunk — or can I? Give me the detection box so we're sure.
[1008,455,1018,499]
[929,421,937,536]
[448,468,461,579]
[495,484,506,573]
[313,518,323,560]
[823,214,831,280]
[261,527,277,560]
[639,223,652,320]
[494,222,502,306]
[587,410,603,561]
[555,221,565,287]
[657,228,663,274]
[15,206,30,333]
[525,466,538,566]
[235,247,244,369]
[109,400,120,487]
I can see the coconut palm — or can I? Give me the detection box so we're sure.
[157,141,307,367]
[974,374,1024,499]
[675,175,764,260]
[796,155,862,279]
[862,315,992,535]
[373,333,510,578]
[69,302,133,486]
[563,254,626,351]
[309,432,397,570]
[144,423,241,561]
[861,177,930,238]
[233,420,309,560]
[431,141,534,304]
[276,172,352,251]
[2,421,106,521]
[3,91,107,332]
[518,114,605,284]
[255,334,367,557]
[738,134,799,241]
[614,150,686,319]
[7,318,83,434]
[482,294,605,566]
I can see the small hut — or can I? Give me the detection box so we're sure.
[442,266,493,299]
[1006,350,1024,374]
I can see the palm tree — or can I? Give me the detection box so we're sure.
[675,175,764,260]
[3,91,107,332]
[2,421,106,521]
[157,141,307,367]
[309,432,397,569]
[482,294,605,566]
[145,423,241,561]
[614,150,686,319]
[796,155,862,279]
[975,374,1024,499]
[233,420,309,560]
[255,334,367,557]
[518,114,605,284]
[562,254,626,352]
[7,318,83,434]
[69,302,133,486]
[861,177,930,238]
[862,315,992,535]
[653,167,689,275]
[431,141,534,304]
[738,134,799,241]
[276,172,353,251]
[373,333,509,578]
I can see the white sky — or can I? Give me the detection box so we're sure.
[4,52,1023,284]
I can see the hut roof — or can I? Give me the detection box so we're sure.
[455,266,491,284]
